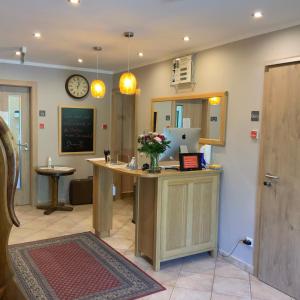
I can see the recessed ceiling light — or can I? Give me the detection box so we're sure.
[78,58,83,63]
[68,0,80,5]
[15,51,21,56]
[33,32,41,39]
[252,11,263,19]
[138,52,144,57]
[183,36,190,42]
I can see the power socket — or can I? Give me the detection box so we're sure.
[243,237,254,247]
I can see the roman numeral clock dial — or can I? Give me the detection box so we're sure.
[65,74,90,99]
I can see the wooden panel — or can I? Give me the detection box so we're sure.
[160,174,219,261]
[111,92,135,196]
[93,166,113,238]
[191,181,213,245]
[136,177,156,260]
[257,62,300,299]
[161,181,188,257]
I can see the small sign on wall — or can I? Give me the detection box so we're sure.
[39,110,46,117]
[251,111,259,122]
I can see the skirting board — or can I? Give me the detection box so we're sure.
[218,249,254,274]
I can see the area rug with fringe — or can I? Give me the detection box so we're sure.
[9,232,165,300]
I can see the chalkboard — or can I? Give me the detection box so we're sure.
[59,106,96,155]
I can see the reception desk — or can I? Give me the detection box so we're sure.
[88,159,221,271]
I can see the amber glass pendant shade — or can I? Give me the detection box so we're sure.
[91,46,106,99]
[91,79,106,98]
[119,72,137,95]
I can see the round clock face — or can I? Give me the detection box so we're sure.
[65,74,90,99]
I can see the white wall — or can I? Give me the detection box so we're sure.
[0,63,112,204]
[114,25,300,268]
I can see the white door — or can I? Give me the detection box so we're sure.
[0,85,30,205]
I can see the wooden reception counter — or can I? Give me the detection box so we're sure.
[88,159,221,271]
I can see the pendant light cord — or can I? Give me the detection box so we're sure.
[127,37,130,73]
[96,53,99,80]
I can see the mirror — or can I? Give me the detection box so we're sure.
[151,92,228,146]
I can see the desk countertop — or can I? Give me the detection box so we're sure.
[87,159,221,178]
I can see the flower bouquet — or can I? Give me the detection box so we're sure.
[137,132,170,173]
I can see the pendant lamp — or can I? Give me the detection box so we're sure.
[209,96,221,106]
[91,46,106,99]
[119,32,137,95]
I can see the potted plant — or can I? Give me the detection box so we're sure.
[137,132,170,173]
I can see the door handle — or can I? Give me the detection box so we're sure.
[265,173,279,180]
[17,142,29,151]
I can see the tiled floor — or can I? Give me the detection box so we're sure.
[9,198,294,300]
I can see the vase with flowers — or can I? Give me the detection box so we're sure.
[137,132,170,173]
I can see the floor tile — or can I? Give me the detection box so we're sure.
[176,271,214,292]
[181,253,216,274]
[250,275,292,300]
[146,269,180,287]
[140,284,174,300]
[170,287,211,300]
[213,276,251,298]
[215,259,249,280]
[211,292,251,300]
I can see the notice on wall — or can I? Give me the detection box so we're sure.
[183,118,191,128]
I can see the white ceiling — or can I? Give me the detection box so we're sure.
[1,0,300,73]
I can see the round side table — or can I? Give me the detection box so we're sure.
[35,166,76,215]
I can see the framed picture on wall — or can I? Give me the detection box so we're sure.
[58,106,96,155]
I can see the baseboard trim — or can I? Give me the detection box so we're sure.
[121,192,134,199]
[218,249,254,274]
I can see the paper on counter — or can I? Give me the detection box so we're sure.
[86,157,105,162]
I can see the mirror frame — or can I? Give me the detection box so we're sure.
[151,91,228,146]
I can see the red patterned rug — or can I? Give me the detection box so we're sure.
[9,232,165,300]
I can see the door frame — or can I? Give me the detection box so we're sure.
[0,79,38,206]
[253,58,300,276]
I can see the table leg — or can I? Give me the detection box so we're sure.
[38,176,73,215]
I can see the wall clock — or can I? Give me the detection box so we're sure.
[65,74,90,99]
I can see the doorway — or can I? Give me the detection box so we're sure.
[0,80,38,206]
[256,62,300,299]
[111,90,136,198]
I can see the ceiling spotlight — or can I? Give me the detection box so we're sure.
[78,58,83,63]
[252,11,263,18]
[183,36,190,42]
[33,32,41,39]
[15,51,21,56]
[68,0,80,4]
[138,52,144,57]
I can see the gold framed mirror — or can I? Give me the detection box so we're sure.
[151,91,228,146]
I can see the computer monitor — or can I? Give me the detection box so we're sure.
[160,128,201,161]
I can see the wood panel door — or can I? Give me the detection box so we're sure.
[0,86,30,205]
[258,62,300,299]
[111,91,135,197]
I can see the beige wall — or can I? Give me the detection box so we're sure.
[113,25,300,268]
[0,63,112,204]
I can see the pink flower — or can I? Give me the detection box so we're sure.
[154,136,162,143]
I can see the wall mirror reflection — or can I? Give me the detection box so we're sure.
[151,92,228,146]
